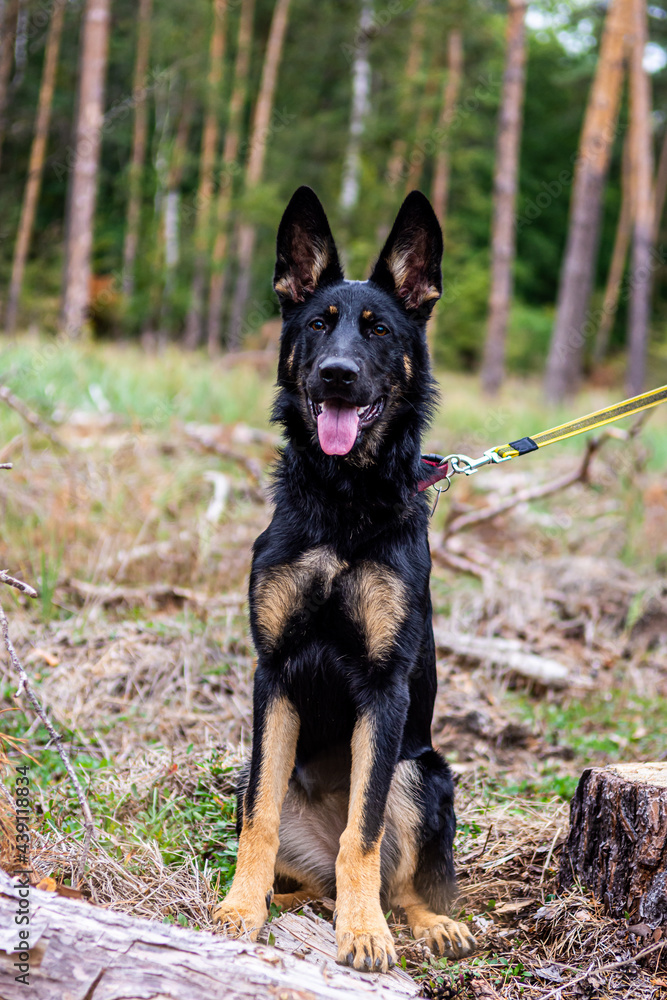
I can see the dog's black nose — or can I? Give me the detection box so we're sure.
[319,357,359,385]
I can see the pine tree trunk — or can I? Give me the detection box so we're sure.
[480,0,527,396]
[626,0,654,396]
[431,29,463,231]
[227,0,291,350]
[0,0,19,170]
[559,763,667,926]
[207,0,255,356]
[5,0,65,335]
[385,2,426,191]
[339,0,373,214]
[653,127,667,243]
[60,0,111,337]
[183,0,227,349]
[544,0,630,402]
[593,133,632,366]
[121,0,153,298]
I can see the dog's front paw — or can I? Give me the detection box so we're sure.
[335,914,397,973]
[412,915,476,959]
[212,894,269,940]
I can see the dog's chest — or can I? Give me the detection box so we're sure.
[252,546,407,662]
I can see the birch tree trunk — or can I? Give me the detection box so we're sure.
[593,133,632,366]
[385,2,426,191]
[121,0,153,298]
[339,0,373,214]
[480,0,527,396]
[183,0,227,349]
[0,0,19,170]
[227,0,291,350]
[626,0,654,395]
[207,0,255,355]
[544,0,630,402]
[431,29,463,231]
[5,0,66,335]
[60,0,111,337]
[159,88,194,334]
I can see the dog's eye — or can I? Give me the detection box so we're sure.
[373,324,388,337]
[309,318,325,332]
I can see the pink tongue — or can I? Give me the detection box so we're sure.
[317,400,360,455]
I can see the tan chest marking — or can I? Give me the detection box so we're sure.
[254,547,348,648]
[344,561,407,660]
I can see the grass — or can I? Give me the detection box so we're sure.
[1,335,666,995]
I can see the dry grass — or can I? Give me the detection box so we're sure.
[1,343,666,997]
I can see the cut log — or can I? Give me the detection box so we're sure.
[559,763,667,926]
[0,872,418,999]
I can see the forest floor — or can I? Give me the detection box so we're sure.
[1,336,667,998]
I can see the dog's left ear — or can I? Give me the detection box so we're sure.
[274,186,344,304]
[369,191,443,312]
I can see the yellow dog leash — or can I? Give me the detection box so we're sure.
[425,383,667,510]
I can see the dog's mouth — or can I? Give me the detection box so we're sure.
[307,395,386,455]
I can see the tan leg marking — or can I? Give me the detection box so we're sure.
[400,893,476,958]
[272,890,317,910]
[254,547,347,649]
[213,697,299,939]
[344,561,407,661]
[335,716,397,973]
[386,762,476,959]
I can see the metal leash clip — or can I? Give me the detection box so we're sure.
[429,448,512,516]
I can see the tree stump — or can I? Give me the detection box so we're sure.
[559,763,667,926]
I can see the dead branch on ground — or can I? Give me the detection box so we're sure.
[0,383,65,451]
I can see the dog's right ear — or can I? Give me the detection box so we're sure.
[274,187,344,305]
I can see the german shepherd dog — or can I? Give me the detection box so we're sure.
[213,187,476,973]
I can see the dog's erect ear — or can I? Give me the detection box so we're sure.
[369,191,443,311]
[274,187,344,304]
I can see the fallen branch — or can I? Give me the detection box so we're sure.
[432,628,573,688]
[0,602,94,884]
[184,424,264,482]
[0,572,38,599]
[66,578,245,608]
[0,384,65,451]
[0,872,418,1000]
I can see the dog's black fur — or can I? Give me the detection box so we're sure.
[213,187,475,972]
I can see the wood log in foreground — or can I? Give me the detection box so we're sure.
[0,871,418,1000]
[560,763,667,925]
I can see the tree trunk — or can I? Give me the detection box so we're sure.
[0,0,19,170]
[653,126,667,243]
[0,872,418,1000]
[559,763,667,926]
[480,0,527,396]
[626,0,654,396]
[544,0,630,402]
[339,0,373,214]
[385,1,427,191]
[207,0,255,356]
[593,132,632,366]
[183,0,227,349]
[159,87,194,335]
[227,0,291,350]
[60,0,111,337]
[431,29,463,232]
[5,0,66,336]
[121,0,153,298]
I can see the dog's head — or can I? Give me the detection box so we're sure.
[272,186,442,465]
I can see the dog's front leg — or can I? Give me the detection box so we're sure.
[213,685,299,939]
[335,708,402,972]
